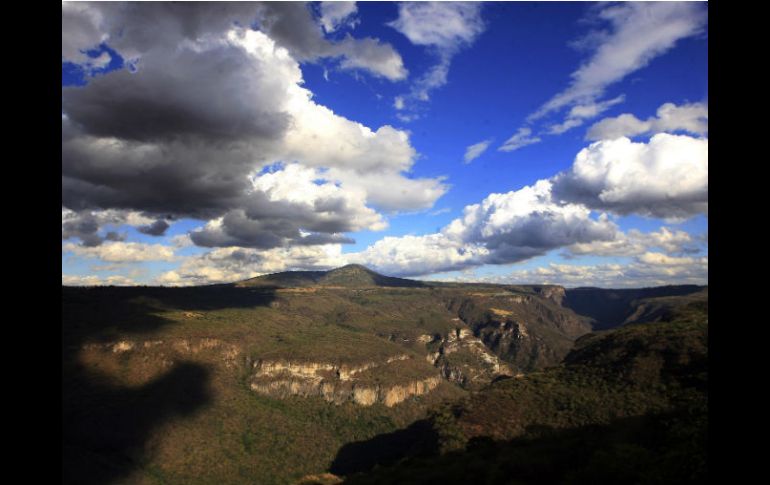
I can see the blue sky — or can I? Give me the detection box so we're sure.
[62,2,708,288]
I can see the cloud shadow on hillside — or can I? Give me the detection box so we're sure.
[62,285,277,484]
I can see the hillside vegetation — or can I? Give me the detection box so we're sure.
[339,314,708,484]
[62,265,707,484]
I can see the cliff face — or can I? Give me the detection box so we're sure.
[423,328,513,390]
[79,338,444,407]
[532,285,566,306]
[447,290,592,372]
[249,356,441,407]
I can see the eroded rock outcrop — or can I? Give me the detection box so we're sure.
[425,327,513,390]
[248,355,440,407]
[447,293,592,372]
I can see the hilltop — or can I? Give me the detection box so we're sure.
[235,264,425,289]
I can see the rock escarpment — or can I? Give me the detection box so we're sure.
[249,355,441,407]
[422,328,513,390]
[447,290,592,372]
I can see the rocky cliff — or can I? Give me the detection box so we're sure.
[422,327,513,390]
[249,355,441,407]
[446,290,592,372]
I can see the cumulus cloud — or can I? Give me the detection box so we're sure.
[442,180,617,263]
[551,134,708,219]
[63,2,405,80]
[348,130,709,277]
[63,241,177,263]
[255,2,406,80]
[499,127,541,152]
[137,220,170,236]
[350,180,617,277]
[327,169,448,212]
[530,2,707,122]
[586,101,708,141]
[164,176,623,281]
[62,208,155,246]
[388,2,485,114]
[188,164,384,248]
[62,4,445,251]
[566,227,700,258]
[349,234,489,277]
[318,1,359,33]
[464,140,492,163]
[157,244,349,286]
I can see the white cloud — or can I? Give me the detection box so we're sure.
[567,227,699,258]
[188,163,387,248]
[547,95,626,135]
[484,254,707,288]
[159,177,622,281]
[62,208,158,246]
[388,2,485,49]
[349,234,488,277]
[388,2,485,112]
[530,2,707,121]
[499,127,541,152]
[350,179,617,277]
[328,168,448,213]
[319,1,359,33]
[586,101,708,141]
[333,35,408,81]
[157,244,349,286]
[63,16,446,250]
[464,139,492,163]
[170,234,193,248]
[443,180,617,261]
[551,134,708,219]
[62,274,138,286]
[545,119,584,137]
[501,3,707,151]
[636,251,702,266]
[63,241,177,262]
[429,208,451,216]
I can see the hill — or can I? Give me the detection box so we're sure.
[62,265,708,484]
[337,315,708,484]
[236,264,425,288]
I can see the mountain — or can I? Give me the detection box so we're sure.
[236,264,425,288]
[62,265,708,485]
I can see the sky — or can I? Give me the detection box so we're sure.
[61,1,708,288]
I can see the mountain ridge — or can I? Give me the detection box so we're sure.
[235,264,426,288]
